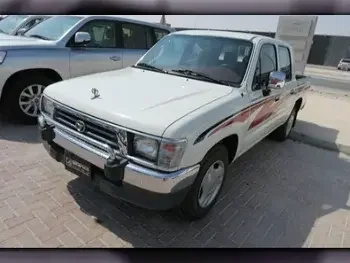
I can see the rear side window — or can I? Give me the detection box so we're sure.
[278,46,292,81]
[154,28,169,42]
[122,23,149,49]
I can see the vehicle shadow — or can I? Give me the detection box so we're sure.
[291,119,349,154]
[67,123,350,247]
[0,120,40,144]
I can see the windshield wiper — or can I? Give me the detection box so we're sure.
[171,69,230,86]
[27,34,50,40]
[0,29,7,34]
[134,63,167,73]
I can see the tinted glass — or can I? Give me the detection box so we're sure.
[260,44,277,75]
[122,23,147,49]
[278,46,292,80]
[253,43,277,90]
[154,28,169,42]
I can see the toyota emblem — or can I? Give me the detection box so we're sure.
[75,120,86,133]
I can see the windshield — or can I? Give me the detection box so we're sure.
[136,34,253,85]
[0,15,29,35]
[341,59,350,63]
[23,16,83,41]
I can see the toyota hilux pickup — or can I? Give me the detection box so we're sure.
[39,30,310,220]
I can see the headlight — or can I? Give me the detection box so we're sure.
[157,139,187,170]
[0,51,6,64]
[41,96,54,117]
[133,135,159,161]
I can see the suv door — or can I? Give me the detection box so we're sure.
[67,19,123,78]
[244,42,283,149]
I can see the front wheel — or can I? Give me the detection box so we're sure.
[178,144,228,221]
[1,75,54,124]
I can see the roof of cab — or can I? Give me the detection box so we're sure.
[173,29,284,42]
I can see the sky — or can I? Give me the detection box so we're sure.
[116,15,350,36]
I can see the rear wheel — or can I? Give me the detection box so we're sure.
[270,106,297,142]
[1,75,54,124]
[178,144,228,221]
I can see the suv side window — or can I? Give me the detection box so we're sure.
[122,23,149,49]
[253,43,277,90]
[154,28,169,42]
[278,46,292,81]
[76,20,117,48]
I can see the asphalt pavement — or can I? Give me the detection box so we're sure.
[309,78,350,97]
[305,65,350,97]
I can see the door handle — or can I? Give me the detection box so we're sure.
[275,96,280,102]
[290,89,296,95]
[109,56,121,61]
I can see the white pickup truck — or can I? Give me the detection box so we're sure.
[38,30,310,220]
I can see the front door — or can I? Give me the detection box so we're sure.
[243,42,284,150]
[68,19,123,78]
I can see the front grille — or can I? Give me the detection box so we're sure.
[54,107,119,150]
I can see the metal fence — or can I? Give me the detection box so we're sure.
[175,27,350,67]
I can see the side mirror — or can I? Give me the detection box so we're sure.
[16,28,27,36]
[74,32,91,44]
[268,71,286,89]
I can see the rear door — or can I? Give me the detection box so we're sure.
[121,23,170,67]
[275,45,297,124]
[68,19,124,78]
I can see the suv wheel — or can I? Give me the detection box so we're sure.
[1,75,54,124]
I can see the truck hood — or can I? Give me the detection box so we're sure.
[44,67,234,137]
[0,34,55,48]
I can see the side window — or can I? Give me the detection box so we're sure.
[253,43,277,90]
[78,20,116,48]
[122,23,147,49]
[145,27,154,49]
[154,28,169,42]
[278,46,292,81]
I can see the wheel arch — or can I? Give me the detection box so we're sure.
[0,68,63,99]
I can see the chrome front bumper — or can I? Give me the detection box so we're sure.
[38,114,200,195]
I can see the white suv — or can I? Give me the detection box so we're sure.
[337,58,350,71]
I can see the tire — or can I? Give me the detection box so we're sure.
[270,106,298,142]
[1,74,54,124]
[178,144,229,221]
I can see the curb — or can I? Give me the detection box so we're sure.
[289,130,350,156]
